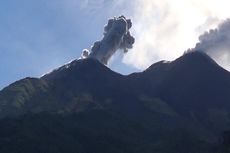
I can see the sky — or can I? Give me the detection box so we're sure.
[1,0,230,89]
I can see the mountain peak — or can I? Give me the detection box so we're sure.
[170,51,230,75]
[176,51,217,65]
[42,58,119,82]
[144,51,224,75]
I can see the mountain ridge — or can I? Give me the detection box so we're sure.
[1,51,230,153]
[1,51,230,118]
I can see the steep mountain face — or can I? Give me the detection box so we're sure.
[155,51,230,111]
[0,51,230,153]
[43,58,149,116]
[131,52,230,131]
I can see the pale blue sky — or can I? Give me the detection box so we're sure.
[0,0,138,89]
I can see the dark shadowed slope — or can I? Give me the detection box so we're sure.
[157,52,230,131]
[131,51,230,133]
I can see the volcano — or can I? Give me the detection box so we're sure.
[0,51,230,153]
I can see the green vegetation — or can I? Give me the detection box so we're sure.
[0,78,49,117]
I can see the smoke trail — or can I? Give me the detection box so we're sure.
[193,19,230,70]
[81,16,135,65]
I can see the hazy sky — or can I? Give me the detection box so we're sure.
[1,0,230,89]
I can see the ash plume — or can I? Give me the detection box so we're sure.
[192,19,230,70]
[81,16,135,65]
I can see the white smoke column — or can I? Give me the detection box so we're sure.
[193,19,230,70]
[82,16,135,65]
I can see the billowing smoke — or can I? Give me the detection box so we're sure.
[192,19,230,70]
[81,16,135,65]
